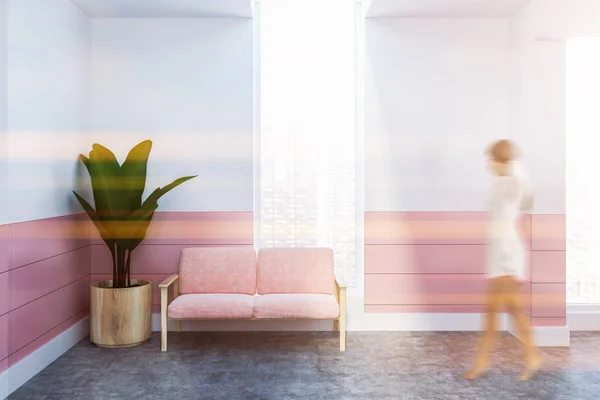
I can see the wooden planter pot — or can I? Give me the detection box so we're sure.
[90,279,152,348]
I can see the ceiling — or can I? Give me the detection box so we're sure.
[366,0,531,18]
[70,0,254,18]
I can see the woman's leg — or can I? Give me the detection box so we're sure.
[505,277,542,380]
[464,278,502,379]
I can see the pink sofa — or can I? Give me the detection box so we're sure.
[158,247,347,352]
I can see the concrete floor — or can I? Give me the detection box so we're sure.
[8,332,600,400]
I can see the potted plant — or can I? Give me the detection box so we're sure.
[73,140,196,348]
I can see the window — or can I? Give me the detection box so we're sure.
[566,37,600,304]
[258,0,357,285]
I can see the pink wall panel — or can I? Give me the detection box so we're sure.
[0,309,7,366]
[2,211,253,376]
[365,244,486,274]
[0,268,7,315]
[0,277,89,362]
[531,317,566,327]
[364,211,488,245]
[91,244,253,274]
[365,211,531,246]
[365,274,486,305]
[0,310,89,375]
[531,251,566,283]
[0,248,90,315]
[364,212,563,321]
[90,211,254,246]
[531,214,566,251]
[12,215,90,268]
[0,214,92,372]
[531,283,566,318]
[0,224,14,273]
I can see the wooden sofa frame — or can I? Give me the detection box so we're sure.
[159,275,347,352]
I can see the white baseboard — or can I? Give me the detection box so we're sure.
[567,310,600,331]
[0,317,89,400]
[507,318,571,347]
[347,312,508,331]
[153,296,570,347]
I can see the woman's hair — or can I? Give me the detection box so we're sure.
[487,139,518,164]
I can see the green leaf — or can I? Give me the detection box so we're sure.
[79,155,91,174]
[159,175,197,197]
[115,204,159,251]
[115,175,197,251]
[120,140,152,212]
[88,144,129,221]
[72,190,115,251]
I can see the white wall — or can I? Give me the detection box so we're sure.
[365,19,510,211]
[0,0,8,223]
[90,18,254,212]
[518,0,600,41]
[5,0,91,224]
[510,3,568,214]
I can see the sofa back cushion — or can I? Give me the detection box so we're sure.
[179,247,257,295]
[257,247,334,295]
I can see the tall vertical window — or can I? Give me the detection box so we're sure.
[566,37,600,304]
[258,0,357,285]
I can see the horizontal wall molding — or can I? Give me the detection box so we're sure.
[0,316,89,400]
[0,214,90,274]
[365,273,486,306]
[365,244,486,274]
[0,247,90,316]
[364,211,490,245]
[531,214,566,251]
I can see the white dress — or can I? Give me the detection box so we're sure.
[486,161,531,281]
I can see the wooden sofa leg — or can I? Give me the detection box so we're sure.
[161,288,168,352]
[339,319,346,352]
[175,320,182,332]
[339,302,346,352]
[333,319,339,332]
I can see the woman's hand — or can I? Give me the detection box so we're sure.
[520,195,533,212]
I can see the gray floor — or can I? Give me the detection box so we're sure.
[8,332,600,400]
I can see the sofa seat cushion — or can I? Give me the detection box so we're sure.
[253,294,340,319]
[168,294,255,319]
[257,248,335,295]
[179,247,257,295]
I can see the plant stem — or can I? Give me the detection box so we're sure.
[125,250,131,287]
[111,242,117,287]
[116,246,127,288]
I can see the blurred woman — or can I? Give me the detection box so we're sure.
[464,139,541,380]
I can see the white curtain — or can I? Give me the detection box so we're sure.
[258,0,357,285]
[566,37,600,304]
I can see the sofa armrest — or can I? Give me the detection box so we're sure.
[159,274,179,289]
[334,277,346,306]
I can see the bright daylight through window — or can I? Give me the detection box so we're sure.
[258,0,357,285]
